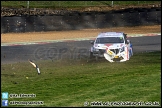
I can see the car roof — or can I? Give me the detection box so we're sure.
[97,32,124,38]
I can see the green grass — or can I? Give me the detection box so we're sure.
[1,51,161,107]
[1,1,161,8]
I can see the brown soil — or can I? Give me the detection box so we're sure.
[1,25,161,43]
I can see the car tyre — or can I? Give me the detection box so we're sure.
[95,56,99,61]
[89,52,94,59]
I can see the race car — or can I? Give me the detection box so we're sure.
[89,32,133,62]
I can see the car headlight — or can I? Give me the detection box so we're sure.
[107,49,113,55]
[120,47,125,52]
[93,47,99,51]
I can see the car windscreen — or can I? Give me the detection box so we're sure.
[95,37,124,44]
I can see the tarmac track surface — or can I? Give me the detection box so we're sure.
[1,35,161,64]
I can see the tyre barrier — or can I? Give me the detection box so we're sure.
[1,7,161,33]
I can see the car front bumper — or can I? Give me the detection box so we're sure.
[92,49,106,57]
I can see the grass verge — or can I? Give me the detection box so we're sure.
[1,51,161,107]
[1,1,161,8]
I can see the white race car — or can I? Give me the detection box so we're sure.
[89,32,133,62]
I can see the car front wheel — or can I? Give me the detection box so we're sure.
[89,52,94,59]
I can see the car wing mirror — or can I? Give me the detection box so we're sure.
[90,40,94,44]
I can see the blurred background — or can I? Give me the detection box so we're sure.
[1,1,161,9]
[1,1,161,33]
